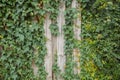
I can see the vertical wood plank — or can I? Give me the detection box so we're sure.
[57,1,66,80]
[44,13,52,80]
[72,0,81,74]
[52,36,57,80]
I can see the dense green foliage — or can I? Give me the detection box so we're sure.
[0,0,120,80]
[63,0,76,79]
[0,0,47,80]
[0,0,80,80]
[47,0,60,36]
[81,0,120,80]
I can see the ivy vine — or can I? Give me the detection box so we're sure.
[44,0,60,36]
[0,0,47,80]
[62,0,80,80]
[81,0,120,80]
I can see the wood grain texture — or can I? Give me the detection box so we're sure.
[56,1,66,80]
[44,13,53,80]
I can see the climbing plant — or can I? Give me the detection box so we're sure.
[0,0,80,79]
[0,0,47,80]
[62,0,80,80]
[44,0,60,36]
[1,0,119,80]
[81,0,120,80]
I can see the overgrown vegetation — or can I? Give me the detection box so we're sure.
[81,0,120,79]
[0,0,120,80]
[0,0,47,79]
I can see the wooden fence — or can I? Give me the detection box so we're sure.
[32,0,81,80]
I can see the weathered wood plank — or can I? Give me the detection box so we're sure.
[57,1,66,80]
[72,0,81,74]
[44,13,52,80]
